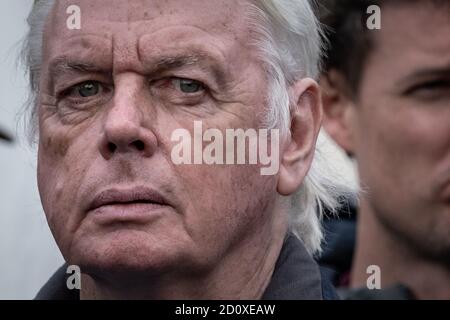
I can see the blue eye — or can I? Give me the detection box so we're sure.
[172,78,204,93]
[74,81,100,97]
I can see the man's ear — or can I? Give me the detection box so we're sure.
[320,70,356,155]
[277,78,322,196]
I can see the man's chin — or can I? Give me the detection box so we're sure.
[68,231,185,279]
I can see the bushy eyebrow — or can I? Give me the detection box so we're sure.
[152,55,201,72]
[395,63,450,92]
[404,65,450,82]
[48,58,110,78]
[146,53,228,87]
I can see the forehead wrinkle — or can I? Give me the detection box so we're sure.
[45,32,113,71]
[138,34,231,81]
[49,1,252,87]
[110,31,146,74]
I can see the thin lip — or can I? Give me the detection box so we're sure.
[87,186,170,213]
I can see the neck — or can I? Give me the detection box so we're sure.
[80,213,287,300]
[351,198,450,299]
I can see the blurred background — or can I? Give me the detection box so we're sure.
[0,0,357,299]
[0,0,65,300]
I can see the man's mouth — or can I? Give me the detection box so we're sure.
[87,186,171,223]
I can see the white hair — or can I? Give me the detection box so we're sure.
[22,0,353,255]
[244,0,353,255]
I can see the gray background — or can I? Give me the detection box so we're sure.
[0,1,65,299]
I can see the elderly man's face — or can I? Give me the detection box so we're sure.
[326,3,450,260]
[37,0,283,280]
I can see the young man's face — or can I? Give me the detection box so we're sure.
[327,3,450,261]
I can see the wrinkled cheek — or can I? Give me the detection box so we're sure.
[38,146,60,225]
[37,134,74,255]
[178,163,273,241]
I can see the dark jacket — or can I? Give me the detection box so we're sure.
[36,233,339,300]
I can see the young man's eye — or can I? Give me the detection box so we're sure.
[171,78,205,93]
[407,79,450,96]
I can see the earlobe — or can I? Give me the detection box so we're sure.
[277,78,322,196]
[320,71,356,155]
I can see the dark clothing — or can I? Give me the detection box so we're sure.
[36,233,339,300]
[320,203,357,288]
[35,265,79,300]
[318,204,416,300]
[261,233,339,300]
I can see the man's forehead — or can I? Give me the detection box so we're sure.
[49,0,249,37]
[368,3,450,75]
[375,3,450,55]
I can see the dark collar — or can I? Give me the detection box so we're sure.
[262,233,324,300]
[36,233,333,300]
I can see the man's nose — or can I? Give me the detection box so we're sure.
[99,76,157,160]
